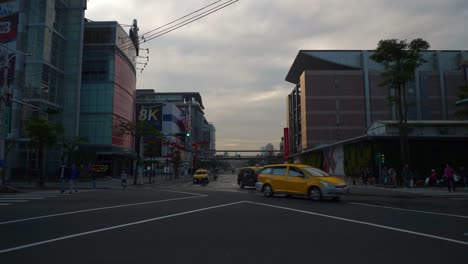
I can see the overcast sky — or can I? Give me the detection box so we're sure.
[85,0,468,151]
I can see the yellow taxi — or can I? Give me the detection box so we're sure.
[193,169,209,184]
[255,164,349,201]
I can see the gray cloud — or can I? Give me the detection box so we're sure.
[86,0,468,150]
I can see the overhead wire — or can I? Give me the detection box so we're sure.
[119,0,225,47]
[119,0,239,51]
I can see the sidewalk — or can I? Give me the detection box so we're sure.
[347,180,468,198]
[1,174,192,193]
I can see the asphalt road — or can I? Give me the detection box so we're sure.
[1,173,467,264]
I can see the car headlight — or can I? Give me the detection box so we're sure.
[320,181,335,189]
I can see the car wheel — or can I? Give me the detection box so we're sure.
[263,184,273,197]
[239,181,245,188]
[309,187,322,201]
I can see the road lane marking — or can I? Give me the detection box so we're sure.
[245,201,468,246]
[0,204,11,206]
[0,200,28,202]
[348,202,468,219]
[0,200,244,254]
[156,189,208,196]
[0,195,207,226]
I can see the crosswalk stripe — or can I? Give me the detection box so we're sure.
[0,200,28,203]
[0,203,11,206]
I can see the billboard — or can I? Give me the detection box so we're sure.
[0,0,18,43]
[137,104,163,157]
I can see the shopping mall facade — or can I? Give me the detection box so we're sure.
[285,50,468,178]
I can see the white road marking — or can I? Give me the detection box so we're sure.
[156,189,207,196]
[0,204,11,206]
[0,195,206,225]
[245,201,468,246]
[0,201,245,254]
[348,202,468,219]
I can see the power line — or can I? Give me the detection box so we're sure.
[120,0,239,51]
[118,0,225,47]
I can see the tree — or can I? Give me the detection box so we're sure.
[61,136,88,166]
[116,120,160,185]
[370,38,430,167]
[25,118,63,186]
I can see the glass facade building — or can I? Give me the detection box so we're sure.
[80,21,137,176]
[3,0,87,179]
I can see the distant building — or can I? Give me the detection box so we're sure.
[135,90,215,173]
[285,50,468,176]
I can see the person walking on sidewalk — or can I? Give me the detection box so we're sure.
[387,167,397,188]
[401,164,414,188]
[69,165,79,194]
[121,170,128,189]
[444,163,455,192]
[90,167,97,189]
[361,168,369,187]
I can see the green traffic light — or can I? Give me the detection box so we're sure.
[186,132,190,137]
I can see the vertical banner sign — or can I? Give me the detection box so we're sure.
[283,127,289,162]
[138,104,163,156]
[0,0,18,91]
[0,0,19,43]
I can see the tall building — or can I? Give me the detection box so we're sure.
[1,0,87,179]
[79,20,138,176]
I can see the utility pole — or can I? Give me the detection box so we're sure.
[0,43,32,185]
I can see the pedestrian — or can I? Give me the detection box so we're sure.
[361,168,368,187]
[429,169,437,186]
[401,164,413,188]
[444,163,455,192]
[121,169,128,189]
[90,167,97,189]
[387,167,397,188]
[69,164,79,194]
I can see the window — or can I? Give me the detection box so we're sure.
[289,167,305,177]
[260,168,273,174]
[82,61,109,82]
[271,167,286,176]
[303,167,329,177]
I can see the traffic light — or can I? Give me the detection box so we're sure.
[185,132,190,137]
[380,153,385,164]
